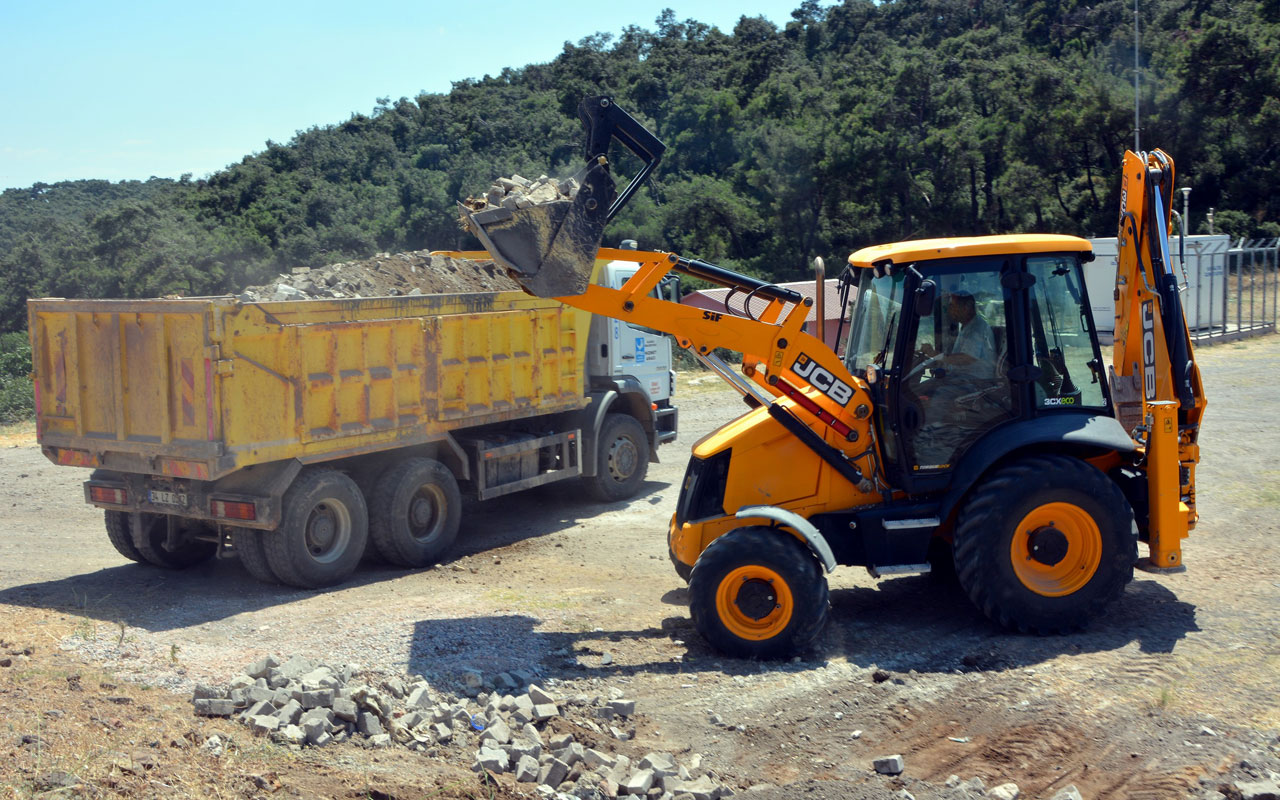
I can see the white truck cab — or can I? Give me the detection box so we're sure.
[587,242,678,445]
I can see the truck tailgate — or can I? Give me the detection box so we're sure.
[30,299,222,470]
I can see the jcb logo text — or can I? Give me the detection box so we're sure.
[792,354,854,406]
[1141,300,1157,401]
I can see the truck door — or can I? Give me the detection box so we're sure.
[597,261,674,403]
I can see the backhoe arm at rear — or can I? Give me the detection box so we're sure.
[1112,150,1207,569]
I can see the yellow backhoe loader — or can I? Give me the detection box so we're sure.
[459,96,1206,658]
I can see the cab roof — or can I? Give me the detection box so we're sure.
[847,234,1092,268]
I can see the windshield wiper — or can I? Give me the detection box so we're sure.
[874,310,898,366]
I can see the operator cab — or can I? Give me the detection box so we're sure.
[843,235,1110,494]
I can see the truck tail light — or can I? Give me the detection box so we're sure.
[89,485,129,505]
[210,499,258,521]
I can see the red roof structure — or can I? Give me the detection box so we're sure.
[679,279,848,353]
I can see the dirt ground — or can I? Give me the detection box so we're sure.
[2,336,1279,799]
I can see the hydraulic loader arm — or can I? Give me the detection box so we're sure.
[1112,149,1207,569]
[445,245,878,489]
[570,247,878,488]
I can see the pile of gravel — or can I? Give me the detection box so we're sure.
[192,655,733,800]
[462,173,580,214]
[238,250,520,303]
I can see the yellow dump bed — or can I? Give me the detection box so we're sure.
[29,292,588,480]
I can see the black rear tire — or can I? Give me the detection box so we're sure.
[262,469,368,589]
[953,454,1136,633]
[104,510,145,563]
[689,527,829,659]
[125,512,218,568]
[232,527,279,584]
[588,413,649,502]
[369,458,461,567]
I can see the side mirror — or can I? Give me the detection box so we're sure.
[914,279,937,317]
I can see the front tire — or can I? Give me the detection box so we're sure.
[953,454,1136,633]
[262,469,369,589]
[588,413,649,502]
[689,527,829,659]
[369,458,461,567]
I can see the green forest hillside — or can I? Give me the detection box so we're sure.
[2,0,1277,335]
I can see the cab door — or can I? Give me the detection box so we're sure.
[891,259,1016,485]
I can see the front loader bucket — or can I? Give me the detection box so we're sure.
[460,162,615,298]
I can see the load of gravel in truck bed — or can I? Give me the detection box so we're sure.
[238,248,522,302]
[236,171,582,303]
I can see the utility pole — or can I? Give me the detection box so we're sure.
[1135,0,1141,151]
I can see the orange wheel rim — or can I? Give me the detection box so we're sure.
[1010,502,1102,597]
[714,565,794,641]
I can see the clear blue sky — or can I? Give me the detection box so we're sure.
[0,0,810,190]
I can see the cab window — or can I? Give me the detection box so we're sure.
[1025,256,1106,410]
[845,270,905,373]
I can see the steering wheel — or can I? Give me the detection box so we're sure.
[906,352,946,382]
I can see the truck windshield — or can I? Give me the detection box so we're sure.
[844,269,906,373]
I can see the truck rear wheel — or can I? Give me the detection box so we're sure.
[263,469,369,589]
[953,455,1136,633]
[232,527,279,584]
[104,510,145,563]
[588,413,649,501]
[107,511,217,568]
[688,527,829,659]
[369,458,461,567]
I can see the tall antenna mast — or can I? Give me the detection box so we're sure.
[1134,0,1141,151]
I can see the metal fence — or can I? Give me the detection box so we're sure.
[1187,237,1278,345]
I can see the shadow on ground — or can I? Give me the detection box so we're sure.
[0,477,670,632]
[403,573,1197,684]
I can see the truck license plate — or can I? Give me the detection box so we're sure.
[149,490,188,508]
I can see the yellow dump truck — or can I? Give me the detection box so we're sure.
[27,252,677,587]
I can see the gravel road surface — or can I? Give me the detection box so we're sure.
[3,338,1279,799]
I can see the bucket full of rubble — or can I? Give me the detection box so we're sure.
[459,162,616,299]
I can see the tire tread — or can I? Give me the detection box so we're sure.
[953,454,1135,634]
[368,458,461,567]
[689,527,829,659]
[263,468,368,589]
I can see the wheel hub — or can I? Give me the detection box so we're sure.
[308,508,336,551]
[734,577,778,621]
[1010,501,1103,597]
[410,496,436,528]
[1027,524,1069,567]
[608,438,638,480]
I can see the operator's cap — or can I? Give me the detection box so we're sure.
[950,288,974,298]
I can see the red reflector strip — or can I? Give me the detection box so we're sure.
[56,448,100,467]
[89,485,128,505]
[210,499,257,521]
[773,378,855,439]
[158,458,209,479]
